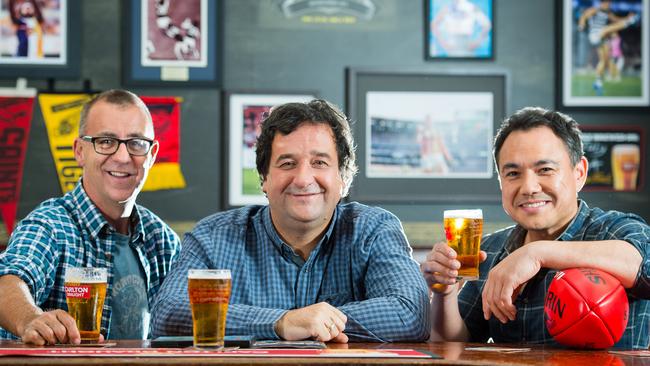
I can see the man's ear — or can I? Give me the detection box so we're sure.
[146,141,159,168]
[73,137,85,167]
[575,156,589,192]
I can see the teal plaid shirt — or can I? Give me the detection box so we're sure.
[459,200,650,349]
[152,203,430,342]
[0,181,181,339]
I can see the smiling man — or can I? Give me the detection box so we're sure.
[152,99,429,343]
[421,107,650,348]
[0,90,181,345]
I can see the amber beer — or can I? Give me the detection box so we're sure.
[611,144,640,191]
[64,267,107,342]
[188,269,232,347]
[444,209,483,280]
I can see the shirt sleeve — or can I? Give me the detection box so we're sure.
[337,212,430,342]
[603,214,650,298]
[0,215,60,304]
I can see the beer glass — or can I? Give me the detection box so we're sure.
[64,267,107,342]
[611,144,640,191]
[188,269,232,347]
[443,209,483,280]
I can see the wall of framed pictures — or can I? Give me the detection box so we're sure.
[0,1,648,244]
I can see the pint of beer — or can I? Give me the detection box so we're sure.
[64,267,107,342]
[611,144,640,191]
[188,269,232,347]
[443,209,483,280]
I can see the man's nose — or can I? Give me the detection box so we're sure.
[520,171,541,195]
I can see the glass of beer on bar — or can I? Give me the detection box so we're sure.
[188,269,232,348]
[444,209,483,280]
[64,267,107,342]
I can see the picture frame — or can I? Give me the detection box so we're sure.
[558,0,649,108]
[0,0,80,79]
[223,91,316,208]
[122,0,219,86]
[581,125,644,192]
[345,68,508,203]
[424,0,494,60]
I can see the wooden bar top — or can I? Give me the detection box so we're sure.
[0,340,646,365]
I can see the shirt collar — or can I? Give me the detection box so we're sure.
[70,180,145,244]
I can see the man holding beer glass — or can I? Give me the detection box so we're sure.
[0,90,181,345]
[421,107,650,349]
[153,100,429,343]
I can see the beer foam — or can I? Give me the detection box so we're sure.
[65,267,108,283]
[188,269,231,279]
[444,209,483,219]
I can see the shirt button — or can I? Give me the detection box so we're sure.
[106,253,112,260]
[522,298,528,304]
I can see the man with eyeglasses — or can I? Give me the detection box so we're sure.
[0,89,181,345]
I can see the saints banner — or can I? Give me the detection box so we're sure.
[39,93,93,193]
[40,94,185,194]
[0,92,36,236]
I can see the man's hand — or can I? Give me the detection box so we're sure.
[18,310,82,345]
[274,302,348,343]
[420,242,487,295]
[481,244,541,323]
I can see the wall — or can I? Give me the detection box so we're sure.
[2,0,648,247]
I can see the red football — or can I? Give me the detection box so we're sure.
[544,268,629,349]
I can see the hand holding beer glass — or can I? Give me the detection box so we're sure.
[64,267,107,343]
[443,209,483,280]
[188,269,232,348]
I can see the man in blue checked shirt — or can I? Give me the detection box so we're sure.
[152,100,429,342]
[422,107,650,348]
[0,90,180,345]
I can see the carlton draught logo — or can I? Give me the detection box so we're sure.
[65,285,91,299]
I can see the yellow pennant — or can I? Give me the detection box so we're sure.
[39,93,93,193]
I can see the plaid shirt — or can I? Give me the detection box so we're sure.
[0,182,181,339]
[458,200,650,349]
[152,203,430,342]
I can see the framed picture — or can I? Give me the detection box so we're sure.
[425,0,494,59]
[224,92,316,208]
[582,125,644,191]
[122,0,219,86]
[0,0,80,78]
[559,0,649,108]
[346,68,507,203]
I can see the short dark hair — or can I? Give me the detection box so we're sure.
[493,106,584,168]
[79,89,151,136]
[255,99,358,197]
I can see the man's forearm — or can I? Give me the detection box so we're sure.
[0,275,42,337]
[430,287,470,342]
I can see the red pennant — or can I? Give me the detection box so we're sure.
[141,96,181,164]
[0,96,35,236]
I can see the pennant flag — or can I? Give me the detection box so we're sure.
[40,94,185,194]
[39,94,93,194]
[0,90,37,236]
[141,96,186,191]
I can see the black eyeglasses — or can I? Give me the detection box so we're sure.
[81,136,154,156]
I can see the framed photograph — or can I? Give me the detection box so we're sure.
[122,0,218,86]
[0,0,80,78]
[425,0,494,59]
[224,92,316,208]
[346,68,507,203]
[559,0,649,108]
[582,125,644,191]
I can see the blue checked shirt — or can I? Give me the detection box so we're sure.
[0,181,181,339]
[152,203,430,342]
[458,200,650,349]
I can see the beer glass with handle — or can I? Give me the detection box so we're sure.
[64,267,108,342]
[443,209,483,280]
[188,269,232,348]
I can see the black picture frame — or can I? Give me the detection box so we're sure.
[424,0,494,60]
[0,0,80,79]
[345,68,508,203]
[581,125,644,192]
[121,0,220,87]
[222,91,317,209]
[557,0,649,109]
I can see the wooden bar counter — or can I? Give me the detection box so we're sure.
[0,340,646,365]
